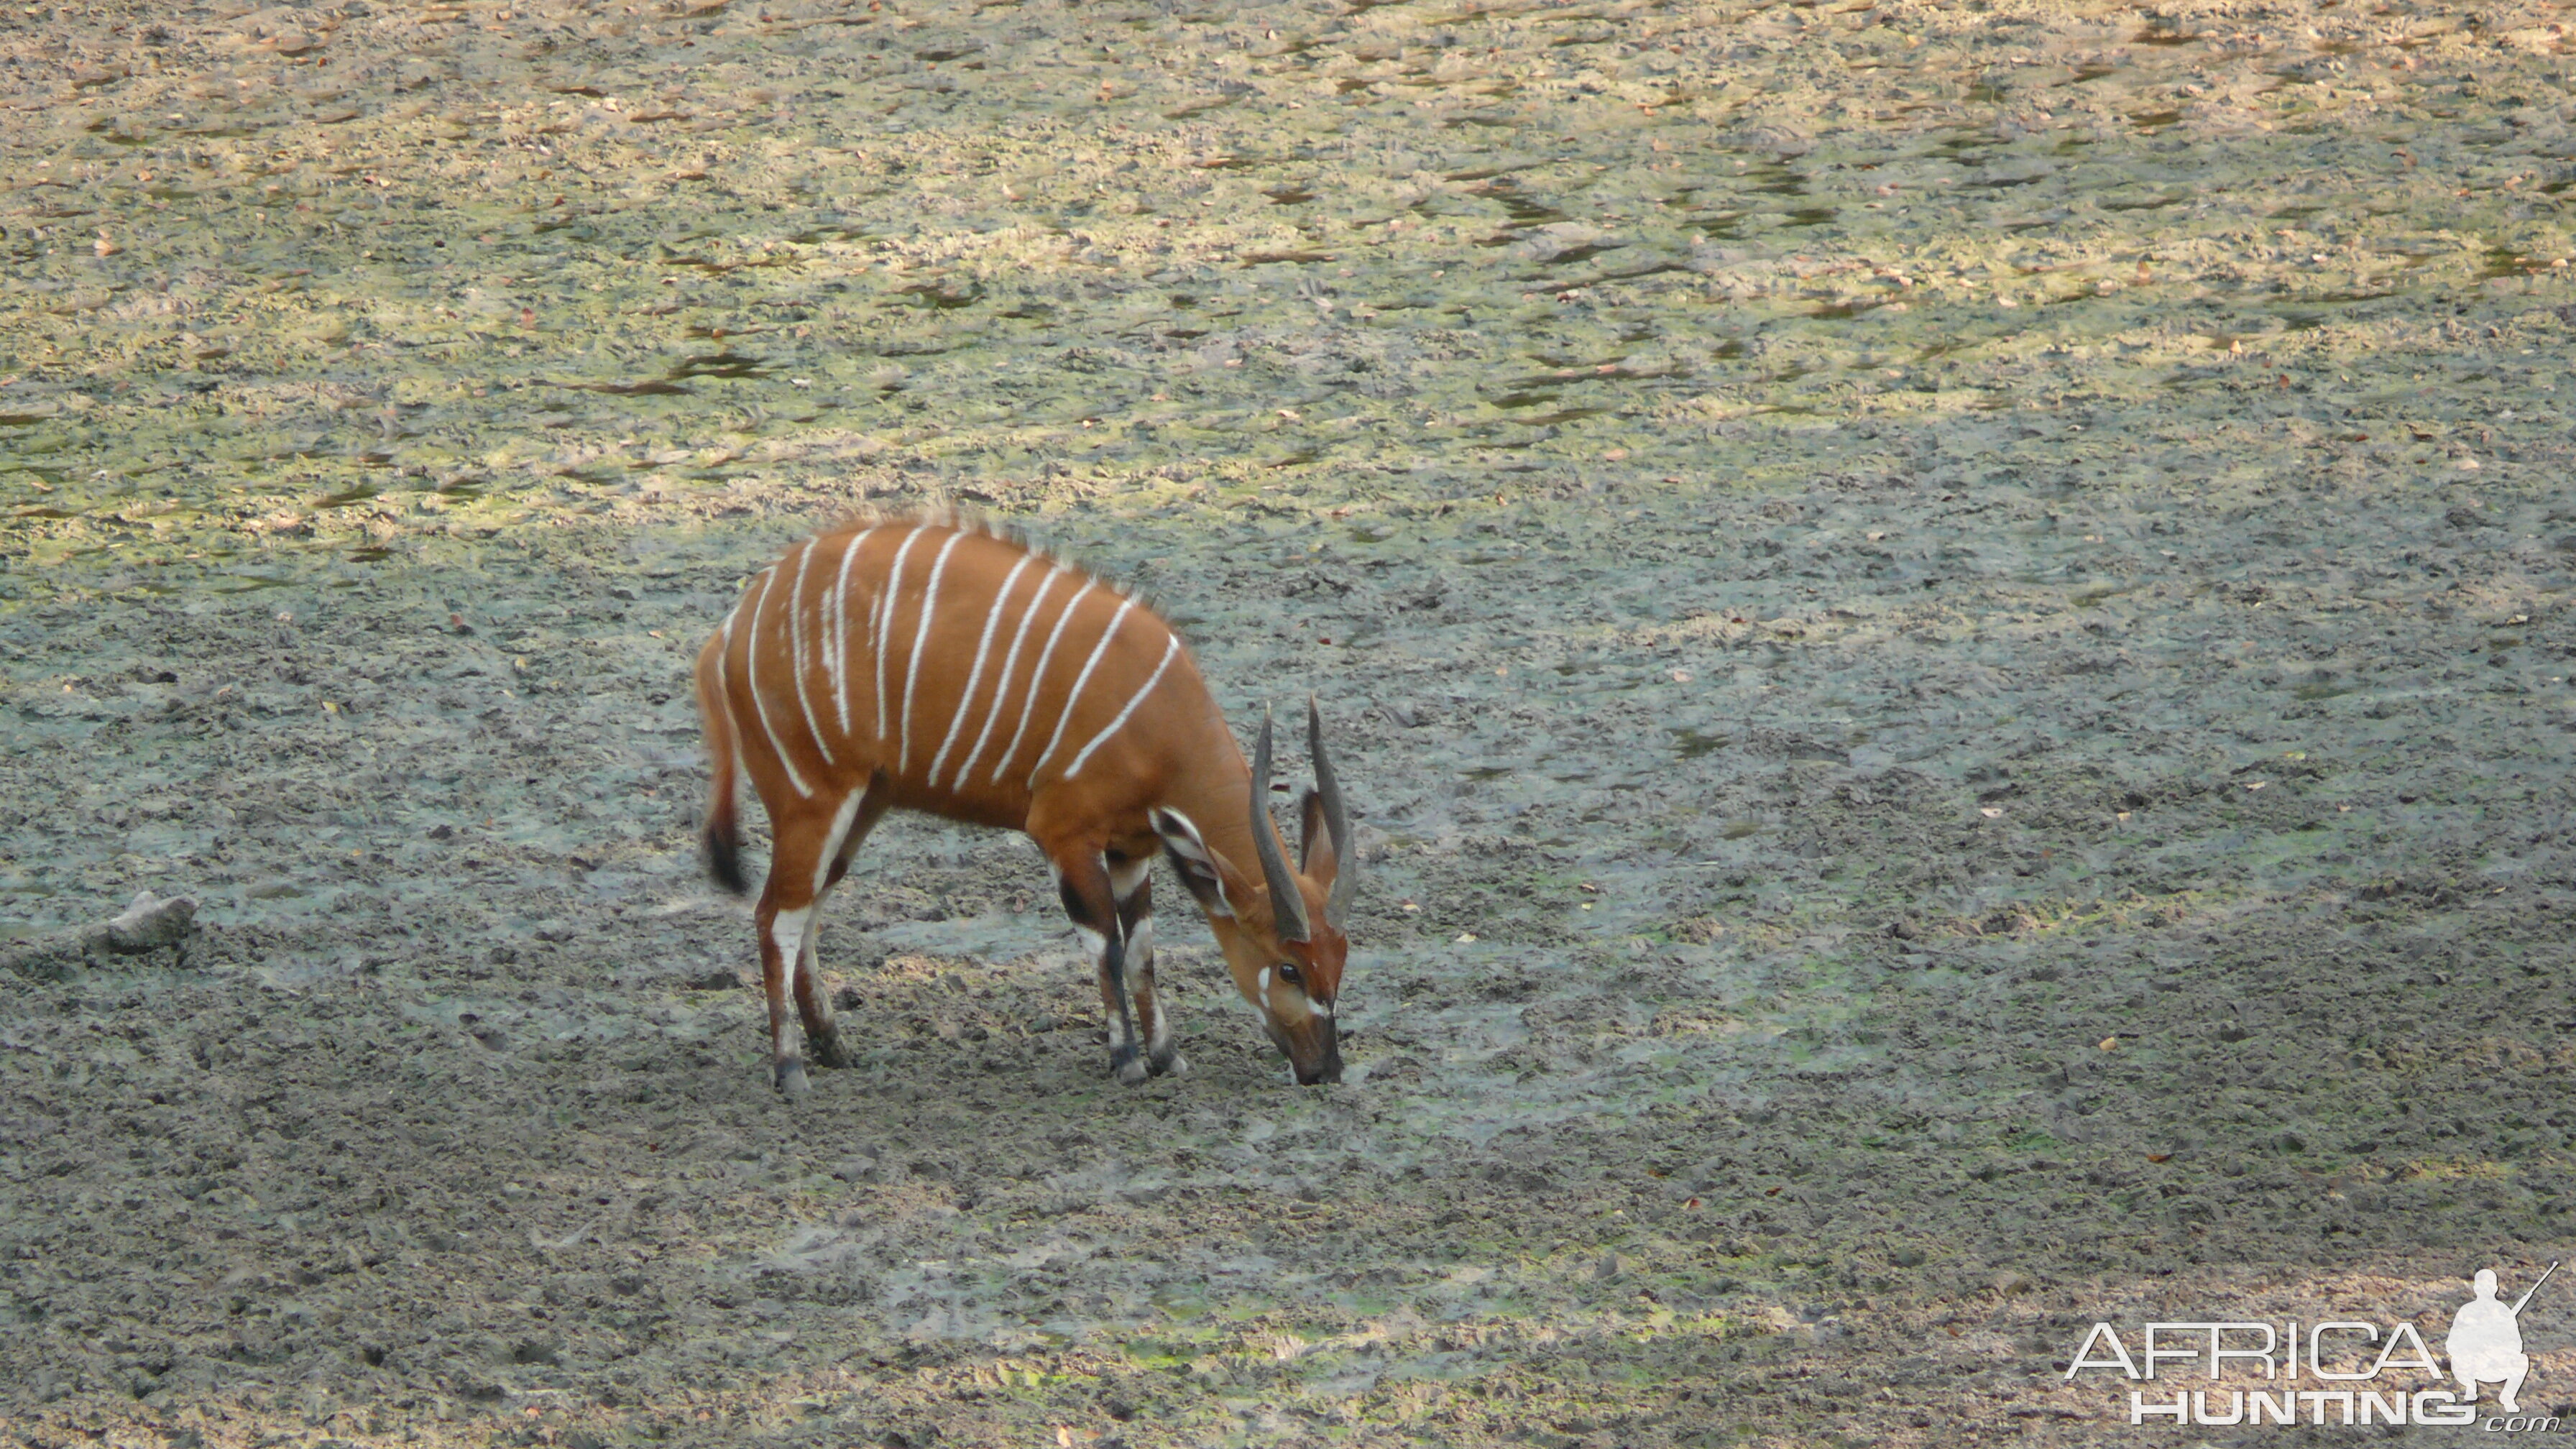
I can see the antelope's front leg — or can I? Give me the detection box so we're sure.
[1115,862,1185,1078]
[1057,850,1147,1085]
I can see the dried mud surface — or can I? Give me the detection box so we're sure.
[6,0,2576,1445]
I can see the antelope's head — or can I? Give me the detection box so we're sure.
[1151,702,1355,1085]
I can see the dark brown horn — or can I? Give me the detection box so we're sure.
[1250,709,1310,944]
[1308,696,1354,927]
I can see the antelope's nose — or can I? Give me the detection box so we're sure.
[1294,1021,1343,1086]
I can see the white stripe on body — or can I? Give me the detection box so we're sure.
[1061,634,1179,783]
[785,542,840,769]
[826,528,875,739]
[811,790,864,898]
[897,529,970,776]
[987,578,1100,783]
[743,566,815,799]
[949,564,1070,791]
[712,594,747,800]
[714,592,745,710]
[871,523,931,747]
[926,553,1039,791]
[1029,597,1140,785]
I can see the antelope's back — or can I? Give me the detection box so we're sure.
[707,514,1210,828]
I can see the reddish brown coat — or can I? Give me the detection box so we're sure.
[695,512,1351,1094]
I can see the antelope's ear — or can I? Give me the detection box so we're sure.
[1298,788,1340,889]
[1151,807,1237,919]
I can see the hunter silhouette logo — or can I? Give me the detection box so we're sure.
[2064,1262,2561,1428]
[2450,1263,2554,1413]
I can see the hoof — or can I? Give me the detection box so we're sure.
[809,1032,852,1070]
[1112,1053,1149,1087]
[773,1059,812,1098]
[1150,1050,1190,1078]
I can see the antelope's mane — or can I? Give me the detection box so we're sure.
[818,503,1167,628]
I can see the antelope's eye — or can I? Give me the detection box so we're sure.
[1277,962,1302,986]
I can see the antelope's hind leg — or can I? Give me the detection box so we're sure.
[753,781,872,1098]
[789,915,846,1071]
[1114,860,1185,1078]
[793,777,893,1073]
[753,880,818,1098]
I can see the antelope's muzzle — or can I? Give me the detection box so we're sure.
[1286,1017,1343,1086]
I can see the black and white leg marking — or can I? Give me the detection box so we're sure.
[787,791,860,1071]
[790,778,891,1076]
[758,898,811,1097]
[1057,852,1146,1085]
[1113,858,1184,1077]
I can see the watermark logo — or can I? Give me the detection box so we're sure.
[2062,1263,2557,1430]
[2450,1264,2552,1414]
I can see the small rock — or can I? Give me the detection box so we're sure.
[98,890,198,954]
[1739,123,1813,157]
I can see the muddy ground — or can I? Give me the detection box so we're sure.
[6,0,2576,1444]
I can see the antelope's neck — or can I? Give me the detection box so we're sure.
[1163,724,1275,889]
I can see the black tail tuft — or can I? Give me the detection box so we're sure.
[704,821,748,896]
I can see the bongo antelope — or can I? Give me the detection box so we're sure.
[694,512,1356,1095]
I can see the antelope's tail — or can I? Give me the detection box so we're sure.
[694,635,749,896]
